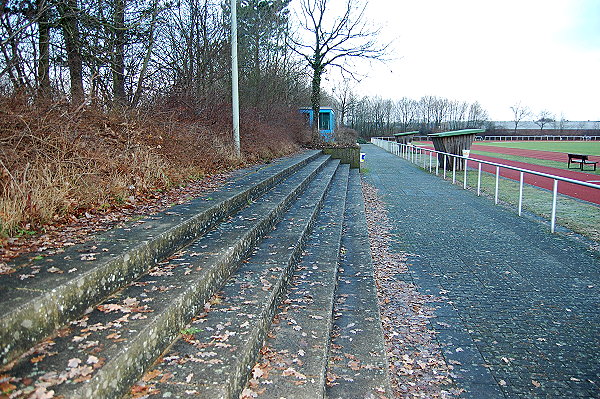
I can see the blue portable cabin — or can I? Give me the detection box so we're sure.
[299,107,335,142]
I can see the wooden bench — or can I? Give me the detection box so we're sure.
[568,153,597,171]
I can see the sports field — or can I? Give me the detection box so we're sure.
[415,141,600,180]
[416,141,600,175]
[472,142,600,176]
[468,142,600,203]
[414,140,600,204]
[476,141,600,156]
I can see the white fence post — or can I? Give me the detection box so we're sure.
[495,166,500,204]
[551,180,558,233]
[518,172,524,216]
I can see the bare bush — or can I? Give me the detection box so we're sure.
[335,126,359,145]
[0,96,304,238]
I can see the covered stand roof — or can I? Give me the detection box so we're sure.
[393,131,420,137]
[393,131,420,143]
[428,129,485,171]
[428,128,485,138]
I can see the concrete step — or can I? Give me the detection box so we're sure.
[244,164,350,398]
[325,168,392,399]
[0,153,330,398]
[126,160,344,398]
[242,168,392,399]
[0,150,321,366]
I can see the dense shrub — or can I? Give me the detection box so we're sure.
[0,96,307,237]
[335,126,359,145]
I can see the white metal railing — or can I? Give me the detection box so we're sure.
[370,137,600,233]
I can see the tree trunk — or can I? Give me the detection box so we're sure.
[310,62,322,142]
[253,32,261,108]
[58,0,85,104]
[131,0,159,107]
[37,0,51,99]
[112,0,126,105]
[1,14,28,90]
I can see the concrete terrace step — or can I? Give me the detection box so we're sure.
[245,168,392,399]
[0,150,321,367]
[126,160,343,398]
[325,168,392,398]
[1,150,390,399]
[0,153,329,398]
[245,164,350,398]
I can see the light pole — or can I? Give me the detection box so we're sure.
[231,0,241,157]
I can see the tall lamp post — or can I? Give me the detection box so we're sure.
[231,0,241,157]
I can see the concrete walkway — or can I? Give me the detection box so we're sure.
[361,144,600,398]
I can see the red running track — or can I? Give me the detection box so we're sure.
[416,144,600,205]
[468,154,600,205]
[469,144,600,164]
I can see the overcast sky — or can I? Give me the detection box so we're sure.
[320,0,600,122]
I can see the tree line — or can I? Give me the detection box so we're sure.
[0,0,312,111]
[331,90,490,137]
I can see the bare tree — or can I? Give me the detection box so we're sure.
[56,0,84,103]
[467,101,488,128]
[332,78,355,127]
[237,0,293,108]
[510,102,531,134]
[0,0,306,111]
[430,96,448,131]
[129,0,161,107]
[36,0,51,98]
[290,0,387,140]
[348,94,489,137]
[534,110,554,133]
[418,96,436,132]
[394,97,418,132]
[111,0,126,105]
[447,100,468,130]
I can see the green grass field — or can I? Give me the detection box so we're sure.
[476,141,600,156]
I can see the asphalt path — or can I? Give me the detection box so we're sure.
[361,144,600,398]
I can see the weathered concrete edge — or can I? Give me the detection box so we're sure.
[322,147,360,169]
[68,157,334,399]
[259,164,349,398]
[326,168,393,398]
[0,150,321,365]
[221,162,341,399]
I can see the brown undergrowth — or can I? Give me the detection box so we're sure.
[0,95,309,241]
